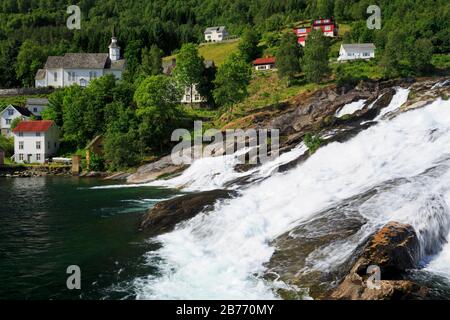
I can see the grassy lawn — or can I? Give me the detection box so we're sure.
[212,72,328,129]
[163,39,240,66]
[331,59,384,81]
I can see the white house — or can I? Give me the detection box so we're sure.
[26,98,49,118]
[338,43,376,62]
[181,84,206,104]
[0,105,32,137]
[35,37,126,88]
[12,120,59,164]
[204,26,228,42]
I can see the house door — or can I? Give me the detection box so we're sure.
[27,154,32,163]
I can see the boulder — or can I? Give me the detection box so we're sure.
[140,189,237,236]
[324,222,427,300]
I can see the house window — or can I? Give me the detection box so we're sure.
[6,119,11,125]
[19,132,23,137]
[363,52,370,57]
[19,154,23,161]
[19,141,24,150]
[54,72,58,82]
[89,71,98,80]
[33,107,38,113]
[36,154,41,161]
[69,72,76,81]
[36,132,41,137]
[186,95,191,101]
[195,95,201,101]
[36,141,41,150]
[8,109,13,116]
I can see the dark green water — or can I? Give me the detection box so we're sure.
[0,177,178,300]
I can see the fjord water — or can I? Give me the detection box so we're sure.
[0,177,177,299]
[131,95,450,299]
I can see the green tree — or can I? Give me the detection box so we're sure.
[42,88,66,127]
[213,53,252,106]
[238,29,260,63]
[15,40,47,87]
[411,38,433,75]
[276,32,302,85]
[316,0,334,18]
[134,75,182,152]
[303,30,330,83]
[123,40,143,82]
[173,43,205,105]
[10,117,21,130]
[141,44,163,76]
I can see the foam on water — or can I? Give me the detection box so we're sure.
[335,99,367,118]
[133,97,450,299]
[375,87,410,120]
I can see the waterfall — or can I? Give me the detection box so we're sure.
[132,97,450,299]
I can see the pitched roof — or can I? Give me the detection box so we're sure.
[44,53,111,69]
[253,57,276,65]
[26,98,49,105]
[341,43,376,51]
[204,26,227,34]
[0,104,33,117]
[13,120,54,133]
[35,69,46,80]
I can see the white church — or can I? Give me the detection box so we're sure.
[35,37,126,88]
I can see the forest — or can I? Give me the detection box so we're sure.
[0,0,449,87]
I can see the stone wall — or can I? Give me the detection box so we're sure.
[0,87,54,97]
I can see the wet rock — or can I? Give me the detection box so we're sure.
[140,189,237,236]
[323,222,427,300]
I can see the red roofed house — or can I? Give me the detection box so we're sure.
[12,120,60,164]
[253,57,276,71]
[294,17,339,46]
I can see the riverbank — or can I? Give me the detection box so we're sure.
[0,164,71,177]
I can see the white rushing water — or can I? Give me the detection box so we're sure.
[374,87,410,120]
[132,96,450,299]
[335,99,367,118]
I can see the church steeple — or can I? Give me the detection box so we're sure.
[108,36,120,61]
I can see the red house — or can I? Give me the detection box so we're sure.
[293,17,339,46]
[253,57,276,71]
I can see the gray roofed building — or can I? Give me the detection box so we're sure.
[35,37,126,88]
[338,43,376,62]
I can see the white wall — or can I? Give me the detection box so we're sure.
[46,68,63,87]
[13,124,59,164]
[338,48,375,61]
[39,67,123,88]
[205,30,228,42]
[0,106,28,137]
[181,84,206,103]
[26,104,47,117]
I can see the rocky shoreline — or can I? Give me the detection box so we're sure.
[0,165,71,178]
